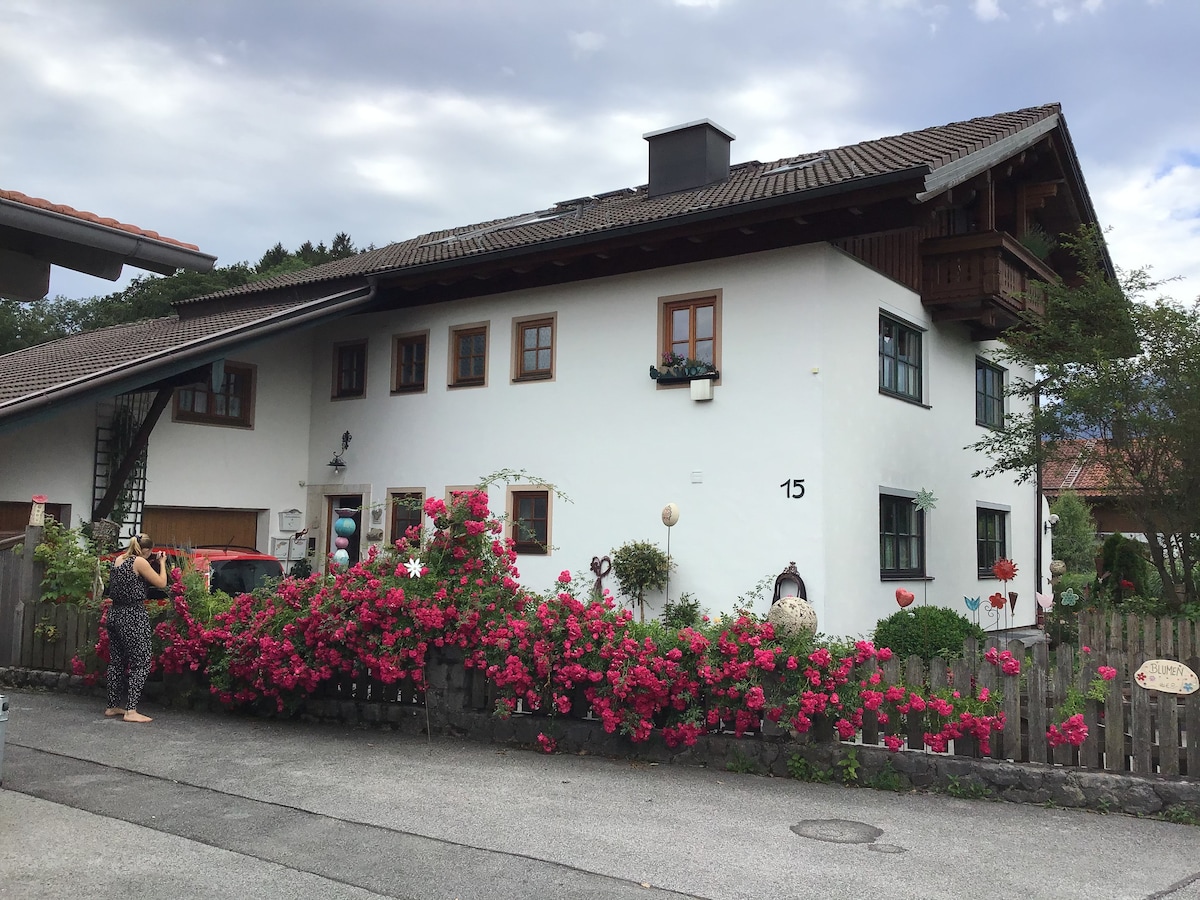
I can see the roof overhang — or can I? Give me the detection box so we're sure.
[0,282,377,433]
[0,197,217,301]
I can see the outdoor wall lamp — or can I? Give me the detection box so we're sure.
[771,560,807,605]
[1044,513,1060,535]
[327,430,352,474]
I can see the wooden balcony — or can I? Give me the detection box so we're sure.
[921,231,1057,334]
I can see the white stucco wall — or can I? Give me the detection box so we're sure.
[0,403,97,525]
[142,331,315,546]
[303,243,1039,636]
[0,243,1042,639]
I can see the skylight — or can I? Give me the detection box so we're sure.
[760,154,827,176]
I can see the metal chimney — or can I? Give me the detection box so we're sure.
[643,119,735,198]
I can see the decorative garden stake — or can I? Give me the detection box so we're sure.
[332,507,357,568]
[1060,587,1079,607]
[662,502,679,608]
[404,557,423,579]
[987,558,1018,632]
[895,588,915,608]
[589,555,612,597]
[911,488,937,608]
[963,595,982,630]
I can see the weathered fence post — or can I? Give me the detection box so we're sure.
[0,523,44,667]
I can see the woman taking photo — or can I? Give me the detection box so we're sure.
[103,533,168,723]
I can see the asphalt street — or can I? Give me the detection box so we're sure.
[1,689,1198,900]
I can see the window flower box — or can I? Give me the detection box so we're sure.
[650,353,718,384]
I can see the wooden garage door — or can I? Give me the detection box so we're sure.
[142,507,260,550]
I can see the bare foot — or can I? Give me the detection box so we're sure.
[123,710,152,723]
[104,707,128,717]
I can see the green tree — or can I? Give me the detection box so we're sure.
[0,234,362,355]
[610,540,673,623]
[972,227,1200,610]
[1049,491,1098,575]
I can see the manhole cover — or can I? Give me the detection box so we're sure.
[790,819,884,845]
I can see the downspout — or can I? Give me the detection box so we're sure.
[1034,384,1044,603]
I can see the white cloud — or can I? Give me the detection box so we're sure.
[568,30,607,56]
[973,0,1004,20]
[673,0,723,8]
[1093,159,1200,302]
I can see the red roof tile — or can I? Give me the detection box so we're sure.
[0,189,201,251]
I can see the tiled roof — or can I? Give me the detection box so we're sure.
[0,295,349,411]
[184,103,1064,303]
[0,189,201,251]
[1042,439,1116,494]
[1,103,1072,425]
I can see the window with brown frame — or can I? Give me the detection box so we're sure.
[510,489,549,555]
[451,325,487,387]
[514,316,554,381]
[664,296,716,365]
[392,333,428,394]
[389,490,425,546]
[174,362,255,428]
[333,340,367,399]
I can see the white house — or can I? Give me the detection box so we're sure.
[0,104,1104,637]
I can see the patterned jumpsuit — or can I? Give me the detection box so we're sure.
[105,557,153,711]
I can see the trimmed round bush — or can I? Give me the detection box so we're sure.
[872,605,986,662]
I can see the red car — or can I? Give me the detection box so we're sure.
[107,545,284,599]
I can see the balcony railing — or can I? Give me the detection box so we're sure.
[921,231,1057,331]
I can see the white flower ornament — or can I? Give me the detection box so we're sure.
[404,557,424,579]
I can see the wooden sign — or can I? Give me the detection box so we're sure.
[1133,659,1198,695]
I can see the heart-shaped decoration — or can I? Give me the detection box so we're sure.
[895,588,915,608]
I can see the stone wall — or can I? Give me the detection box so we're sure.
[3,661,1197,823]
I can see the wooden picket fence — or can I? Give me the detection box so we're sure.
[18,601,100,672]
[855,625,1198,777]
[10,600,1199,778]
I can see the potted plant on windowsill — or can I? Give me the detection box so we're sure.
[650,352,718,384]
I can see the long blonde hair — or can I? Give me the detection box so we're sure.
[125,533,154,557]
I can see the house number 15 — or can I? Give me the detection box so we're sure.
[780,478,806,499]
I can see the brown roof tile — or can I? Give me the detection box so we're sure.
[1,104,1072,422]
[0,189,201,251]
[182,104,1064,304]
[0,299,306,407]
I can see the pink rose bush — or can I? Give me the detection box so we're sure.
[73,491,1023,755]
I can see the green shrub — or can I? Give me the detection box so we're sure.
[872,605,986,662]
[1049,491,1099,575]
[1097,533,1150,602]
[661,591,701,629]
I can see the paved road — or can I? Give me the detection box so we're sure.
[2,689,1198,900]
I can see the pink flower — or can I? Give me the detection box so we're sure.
[1098,666,1117,681]
[557,571,572,585]
[537,733,558,754]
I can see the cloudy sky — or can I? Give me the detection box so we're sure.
[4,0,1197,302]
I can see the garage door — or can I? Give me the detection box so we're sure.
[142,507,260,550]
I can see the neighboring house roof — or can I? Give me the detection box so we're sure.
[1042,439,1111,495]
[0,189,217,301]
[0,103,1094,431]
